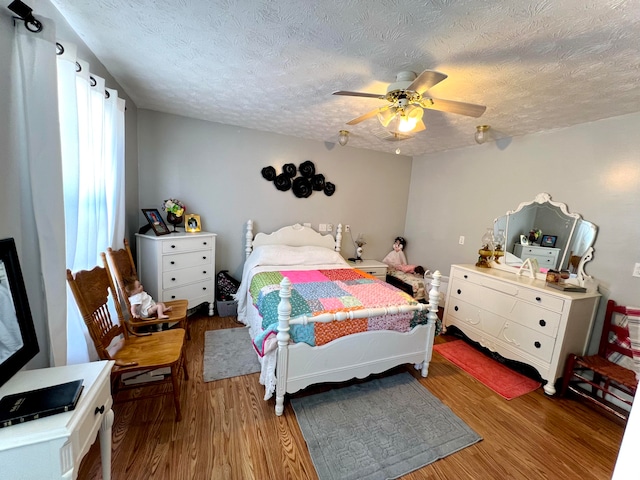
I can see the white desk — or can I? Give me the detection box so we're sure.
[0,361,114,479]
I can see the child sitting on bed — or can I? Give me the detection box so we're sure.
[382,237,426,275]
[123,276,172,319]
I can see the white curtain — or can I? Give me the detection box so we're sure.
[57,46,126,364]
[10,19,68,366]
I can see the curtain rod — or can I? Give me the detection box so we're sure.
[10,1,120,104]
[8,0,42,32]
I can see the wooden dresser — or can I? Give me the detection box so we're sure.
[513,244,561,269]
[136,230,217,316]
[443,264,600,395]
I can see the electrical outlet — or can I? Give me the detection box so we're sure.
[459,236,465,245]
[318,224,327,232]
[303,222,311,228]
[345,225,350,232]
[327,223,333,232]
[633,263,640,278]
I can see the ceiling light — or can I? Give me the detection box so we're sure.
[395,148,401,155]
[475,125,490,144]
[338,130,349,146]
[383,105,424,134]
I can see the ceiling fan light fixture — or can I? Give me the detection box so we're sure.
[475,125,490,144]
[377,107,397,127]
[338,130,349,146]
[386,105,424,134]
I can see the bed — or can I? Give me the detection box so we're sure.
[237,220,442,415]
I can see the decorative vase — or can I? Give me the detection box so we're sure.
[166,212,183,232]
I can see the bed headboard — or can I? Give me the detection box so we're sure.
[245,220,342,257]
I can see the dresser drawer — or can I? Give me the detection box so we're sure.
[513,286,564,312]
[501,321,556,363]
[162,236,214,254]
[163,251,213,271]
[162,280,214,304]
[75,376,112,461]
[447,298,504,338]
[163,265,213,288]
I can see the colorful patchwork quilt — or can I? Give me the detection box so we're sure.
[249,267,440,355]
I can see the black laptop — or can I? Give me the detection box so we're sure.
[0,379,84,428]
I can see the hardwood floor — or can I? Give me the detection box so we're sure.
[78,313,625,479]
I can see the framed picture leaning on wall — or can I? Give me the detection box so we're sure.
[185,214,201,233]
[540,234,557,248]
[142,208,171,236]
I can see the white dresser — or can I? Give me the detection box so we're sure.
[0,360,114,480]
[349,259,388,281]
[443,264,600,395]
[513,244,561,269]
[136,230,217,316]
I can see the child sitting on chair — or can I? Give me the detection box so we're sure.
[382,237,426,275]
[123,276,172,319]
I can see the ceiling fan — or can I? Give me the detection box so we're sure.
[333,70,486,135]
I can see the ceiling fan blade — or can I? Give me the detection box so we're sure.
[346,107,385,125]
[421,97,487,117]
[407,70,447,94]
[333,90,386,99]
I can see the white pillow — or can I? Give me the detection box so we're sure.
[249,244,347,267]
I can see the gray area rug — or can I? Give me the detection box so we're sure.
[292,372,482,480]
[203,328,261,382]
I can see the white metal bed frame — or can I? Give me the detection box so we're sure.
[244,220,441,415]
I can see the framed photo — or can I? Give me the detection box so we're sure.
[540,234,557,248]
[142,208,170,236]
[185,214,201,233]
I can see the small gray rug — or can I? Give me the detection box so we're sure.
[292,372,482,480]
[203,328,261,382]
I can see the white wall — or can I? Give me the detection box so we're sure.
[137,110,414,279]
[405,113,640,348]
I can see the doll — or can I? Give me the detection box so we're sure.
[382,237,425,275]
[123,276,172,319]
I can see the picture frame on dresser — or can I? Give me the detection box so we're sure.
[540,235,557,248]
[142,208,170,236]
[185,214,201,233]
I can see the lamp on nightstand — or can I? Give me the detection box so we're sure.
[348,233,366,262]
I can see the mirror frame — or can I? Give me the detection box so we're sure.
[493,193,597,285]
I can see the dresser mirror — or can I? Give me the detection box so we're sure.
[493,193,597,283]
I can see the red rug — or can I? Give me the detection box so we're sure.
[433,340,541,400]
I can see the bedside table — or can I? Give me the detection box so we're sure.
[349,259,387,281]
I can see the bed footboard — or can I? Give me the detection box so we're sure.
[274,271,441,416]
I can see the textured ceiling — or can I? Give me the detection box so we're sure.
[47,0,640,156]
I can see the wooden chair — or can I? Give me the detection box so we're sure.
[67,265,189,421]
[561,300,638,420]
[102,239,190,339]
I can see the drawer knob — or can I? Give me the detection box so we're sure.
[203,241,207,245]
[534,341,541,349]
[203,256,207,260]
[454,306,459,311]
[202,287,207,291]
[464,275,468,279]
[171,245,176,248]
[203,270,207,274]
[171,277,176,281]
[95,405,105,415]
[171,261,175,265]
[171,295,176,299]
[457,289,462,295]
[539,319,546,327]
[535,296,541,302]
